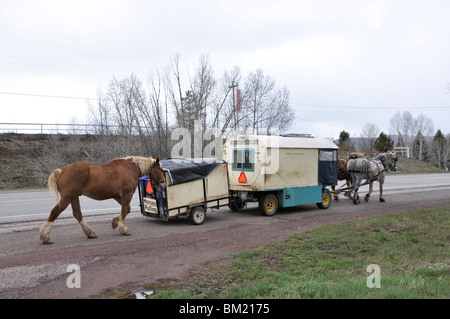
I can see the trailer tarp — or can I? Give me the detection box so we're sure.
[161,158,224,185]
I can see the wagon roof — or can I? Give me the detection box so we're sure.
[240,135,338,149]
[160,158,224,185]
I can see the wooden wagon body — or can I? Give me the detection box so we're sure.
[138,158,229,224]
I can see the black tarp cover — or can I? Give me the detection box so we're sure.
[160,158,224,185]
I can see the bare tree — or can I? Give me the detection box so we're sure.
[360,123,380,152]
[165,54,188,130]
[389,111,417,148]
[213,66,245,136]
[413,114,434,161]
[87,74,150,160]
[88,88,113,136]
[262,86,293,132]
[85,53,296,161]
[192,54,216,129]
[242,69,275,133]
[145,71,170,157]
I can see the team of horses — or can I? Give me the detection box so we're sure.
[38,151,398,244]
[347,151,398,205]
[332,151,398,205]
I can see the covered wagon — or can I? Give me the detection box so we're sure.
[223,133,338,215]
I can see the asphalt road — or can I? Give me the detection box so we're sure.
[1,173,449,225]
[0,173,449,299]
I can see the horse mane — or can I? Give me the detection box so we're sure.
[121,156,155,176]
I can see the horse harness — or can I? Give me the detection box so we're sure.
[349,153,397,182]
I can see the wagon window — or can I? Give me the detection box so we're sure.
[232,148,254,171]
[319,150,336,161]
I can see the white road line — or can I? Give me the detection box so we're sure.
[0,207,127,220]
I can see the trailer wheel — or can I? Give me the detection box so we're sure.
[189,206,206,225]
[317,189,332,209]
[259,193,278,216]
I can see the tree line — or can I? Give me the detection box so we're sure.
[338,111,449,170]
[86,53,295,159]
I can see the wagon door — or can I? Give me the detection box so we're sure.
[318,149,337,186]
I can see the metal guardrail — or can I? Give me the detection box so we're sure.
[0,122,95,134]
[0,122,138,134]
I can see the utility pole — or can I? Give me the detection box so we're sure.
[229,82,238,129]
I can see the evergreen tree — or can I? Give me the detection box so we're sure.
[339,130,352,150]
[429,130,448,170]
[374,132,394,152]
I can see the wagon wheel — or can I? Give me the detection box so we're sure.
[316,189,332,209]
[259,193,278,216]
[189,206,206,225]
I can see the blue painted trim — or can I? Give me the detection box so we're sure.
[280,185,323,207]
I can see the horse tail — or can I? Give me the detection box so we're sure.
[48,168,63,203]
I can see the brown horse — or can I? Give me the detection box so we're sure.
[38,156,165,244]
[332,153,366,201]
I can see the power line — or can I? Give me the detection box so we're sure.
[0,91,98,101]
[292,102,450,110]
[2,89,450,111]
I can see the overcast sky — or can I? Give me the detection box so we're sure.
[1,0,450,138]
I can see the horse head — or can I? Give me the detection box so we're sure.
[337,159,350,180]
[386,151,398,172]
[378,152,398,172]
[150,157,166,188]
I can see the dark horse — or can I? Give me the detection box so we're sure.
[39,156,165,244]
[332,153,366,201]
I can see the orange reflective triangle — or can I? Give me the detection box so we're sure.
[238,171,247,183]
[146,180,154,194]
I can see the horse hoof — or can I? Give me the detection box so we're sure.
[118,225,130,236]
[365,196,370,202]
[39,233,53,245]
[112,218,119,230]
[379,198,386,202]
[353,199,359,205]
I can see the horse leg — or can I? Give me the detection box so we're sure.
[365,180,374,202]
[332,185,339,201]
[114,193,132,236]
[71,196,97,239]
[379,180,385,202]
[112,196,122,230]
[38,198,71,244]
[352,177,360,205]
[346,179,354,200]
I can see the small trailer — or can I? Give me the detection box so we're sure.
[138,158,230,224]
[223,134,338,215]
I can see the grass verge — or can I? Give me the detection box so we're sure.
[146,205,449,299]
